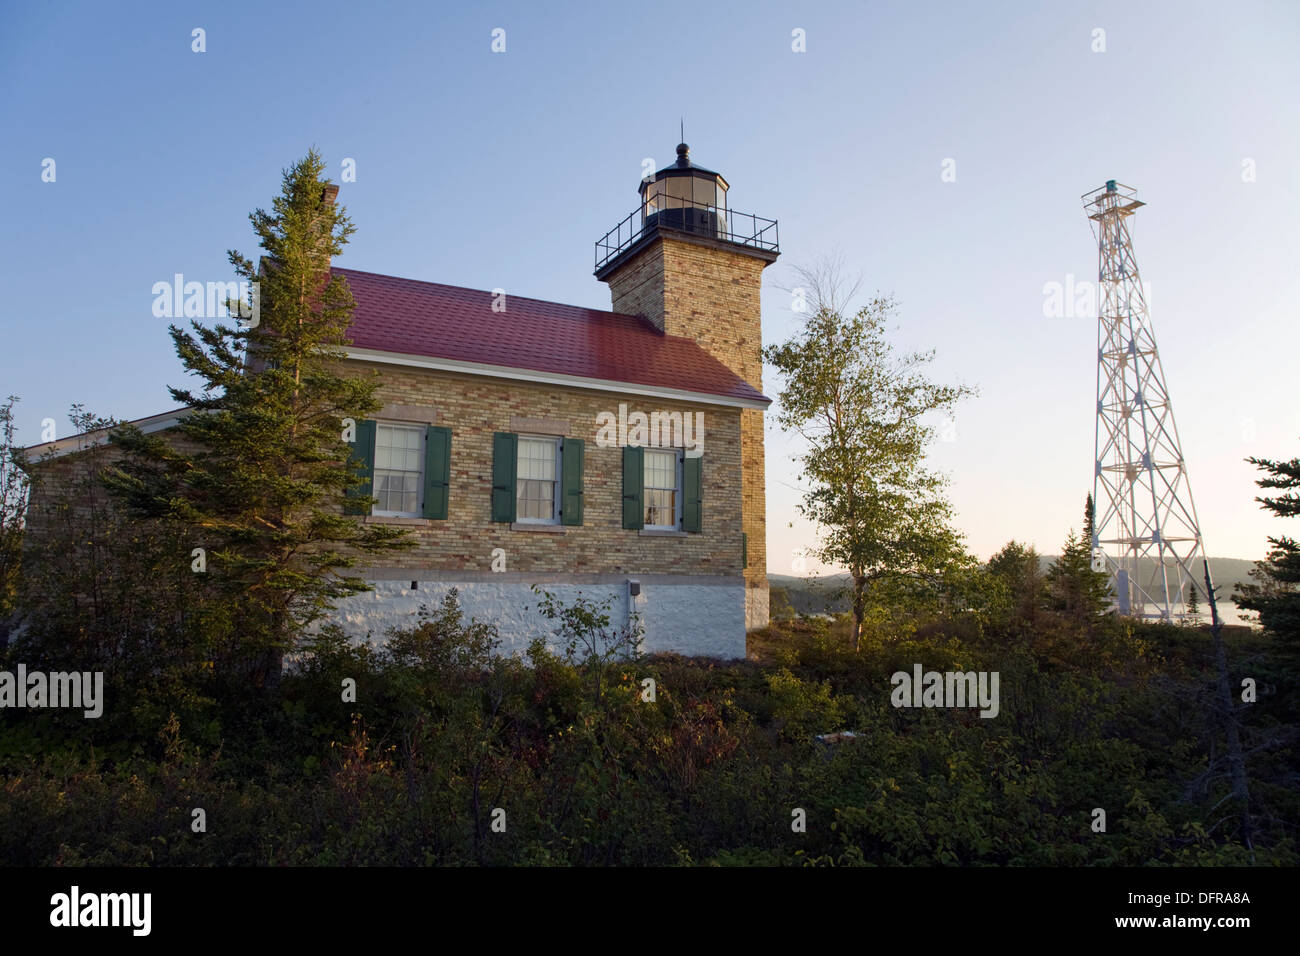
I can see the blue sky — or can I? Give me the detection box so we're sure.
[2,0,1297,568]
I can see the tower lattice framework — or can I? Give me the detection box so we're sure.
[1084,180,1208,620]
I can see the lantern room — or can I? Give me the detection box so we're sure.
[640,142,728,236]
[594,141,778,275]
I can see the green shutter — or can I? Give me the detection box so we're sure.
[560,438,584,526]
[683,454,703,533]
[622,445,643,530]
[491,432,517,523]
[345,419,376,515]
[423,425,451,520]
[742,532,748,569]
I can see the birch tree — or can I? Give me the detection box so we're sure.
[765,261,975,649]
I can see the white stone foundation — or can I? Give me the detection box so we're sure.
[328,573,748,660]
[745,585,769,633]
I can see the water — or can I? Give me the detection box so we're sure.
[1167,600,1255,628]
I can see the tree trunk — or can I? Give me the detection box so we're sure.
[851,572,867,651]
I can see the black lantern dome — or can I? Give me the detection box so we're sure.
[640,142,728,237]
[594,141,777,274]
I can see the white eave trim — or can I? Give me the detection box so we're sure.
[342,347,771,410]
[22,408,192,461]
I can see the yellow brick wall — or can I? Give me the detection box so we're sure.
[346,361,746,577]
[602,235,770,595]
[20,369,749,583]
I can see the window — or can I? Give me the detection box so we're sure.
[516,436,560,523]
[662,175,692,207]
[373,423,423,517]
[693,177,721,208]
[644,448,682,530]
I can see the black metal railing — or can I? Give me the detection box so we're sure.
[595,193,779,270]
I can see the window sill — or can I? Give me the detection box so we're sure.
[365,515,434,526]
[511,522,566,533]
[640,529,688,537]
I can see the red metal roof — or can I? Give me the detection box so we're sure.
[335,267,769,406]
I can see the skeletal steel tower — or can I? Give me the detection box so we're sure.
[1083,180,1208,620]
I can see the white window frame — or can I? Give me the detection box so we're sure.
[643,447,683,531]
[515,434,562,525]
[372,421,425,518]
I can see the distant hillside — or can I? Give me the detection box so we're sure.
[769,556,1259,617]
[768,573,852,615]
[1031,555,1257,599]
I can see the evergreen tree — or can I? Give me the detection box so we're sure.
[1083,493,1096,545]
[1235,446,1300,646]
[1046,528,1112,623]
[1185,580,1201,618]
[0,396,28,626]
[15,407,222,738]
[986,539,1045,623]
[105,150,410,685]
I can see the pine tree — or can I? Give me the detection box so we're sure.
[105,150,410,685]
[1083,493,1096,545]
[17,407,223,734]
[1185,580,1201,618]
[1234,447,1300,646]
[0,396,29,625]
[986,539,1045,623]
[1046,527,1112,624]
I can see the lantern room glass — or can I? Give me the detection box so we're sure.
[642,174,727,226]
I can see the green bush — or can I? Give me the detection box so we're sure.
[1,588,1292,867]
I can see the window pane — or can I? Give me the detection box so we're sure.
[645,449,675,488]
[643,450,679,527]
[516,438,558,521]
[664,176,692,203]
[517,481,554,519]
[517,438,556,480]
[373,423,423,515]
[645,488,675,527]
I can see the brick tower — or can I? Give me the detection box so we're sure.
[595,142,779,629]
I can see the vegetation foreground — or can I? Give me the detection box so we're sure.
[1,582,1294,867]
